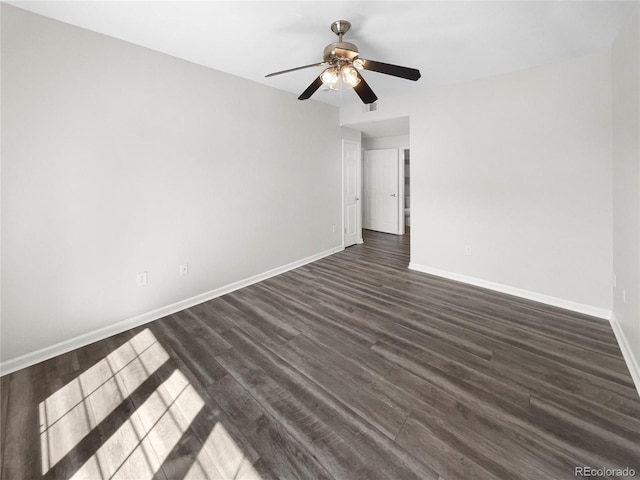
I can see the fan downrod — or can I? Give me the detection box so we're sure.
[330,20,351,41]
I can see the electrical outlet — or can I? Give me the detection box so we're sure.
[180,263,189,276]
[622,288,626,304]
[136,272,148,287]
[465,245,472,256]
[332,225,337,233]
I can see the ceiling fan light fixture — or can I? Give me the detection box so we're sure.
[320,67,340,90]
[341,65,361,88]
[267,20,421,103]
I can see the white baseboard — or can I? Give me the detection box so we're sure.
[609,313,640,399]
[0,246,344,376]
[408,263,611,320]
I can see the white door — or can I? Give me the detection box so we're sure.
[364,148,400,234]
[343,140,361,247]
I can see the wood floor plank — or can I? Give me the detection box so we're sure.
[396,417,503,480]
[151,316,228,387]
[384,319,640,431]
[392,278,626,361]
[258,276,321,310]
[489,347,640,416]
[249,285,393,378]
[528,395,640,467]
[143,327,263,478]
[188,299,241,334]
[2,229,639,480]
[217,327,440,480]
[382,364,584,480]
[209,373,336,480]
[209,297,293,352]
[214,338,374,480]
[313,267,630,387]
[371,340,531,417]
[382,283,621,357]
[1,365,44,480]
[187,396,262,478]
[72,339,111,376]
[172,309,233,354]
[373,340,633,474]
[530,387,640,444]
[223,290,301,341]
[0,375,9,469]
[336,269,635,400]
[378,319,640,421]
[278,334,408,439]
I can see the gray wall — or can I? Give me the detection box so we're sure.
[342,51,614,316]
[362,135,409,151]
[1,5,342,368]
[612,7,640,383]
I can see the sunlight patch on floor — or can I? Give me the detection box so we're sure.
[39,327,262,479]
[71,369,204,479]
[185,423,262,480]
[39,329,168,474]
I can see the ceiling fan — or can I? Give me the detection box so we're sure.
[265,20,421,104]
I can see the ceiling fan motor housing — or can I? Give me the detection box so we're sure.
[323,42,359,63]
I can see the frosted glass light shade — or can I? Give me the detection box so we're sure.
[321,67,340,90]
[341,65,361,88]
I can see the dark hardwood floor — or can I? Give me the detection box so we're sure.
[2,230,639,480]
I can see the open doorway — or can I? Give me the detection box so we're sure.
[342,116,410,239]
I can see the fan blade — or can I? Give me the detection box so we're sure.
[353,72,378,104]
[265,62,327,78]
[359,58,421,81]
[298,76,324,100]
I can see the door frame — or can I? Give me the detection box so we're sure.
[398,148,406,235]
[342,139,363,247]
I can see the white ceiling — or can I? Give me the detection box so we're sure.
[7,1,638,109]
